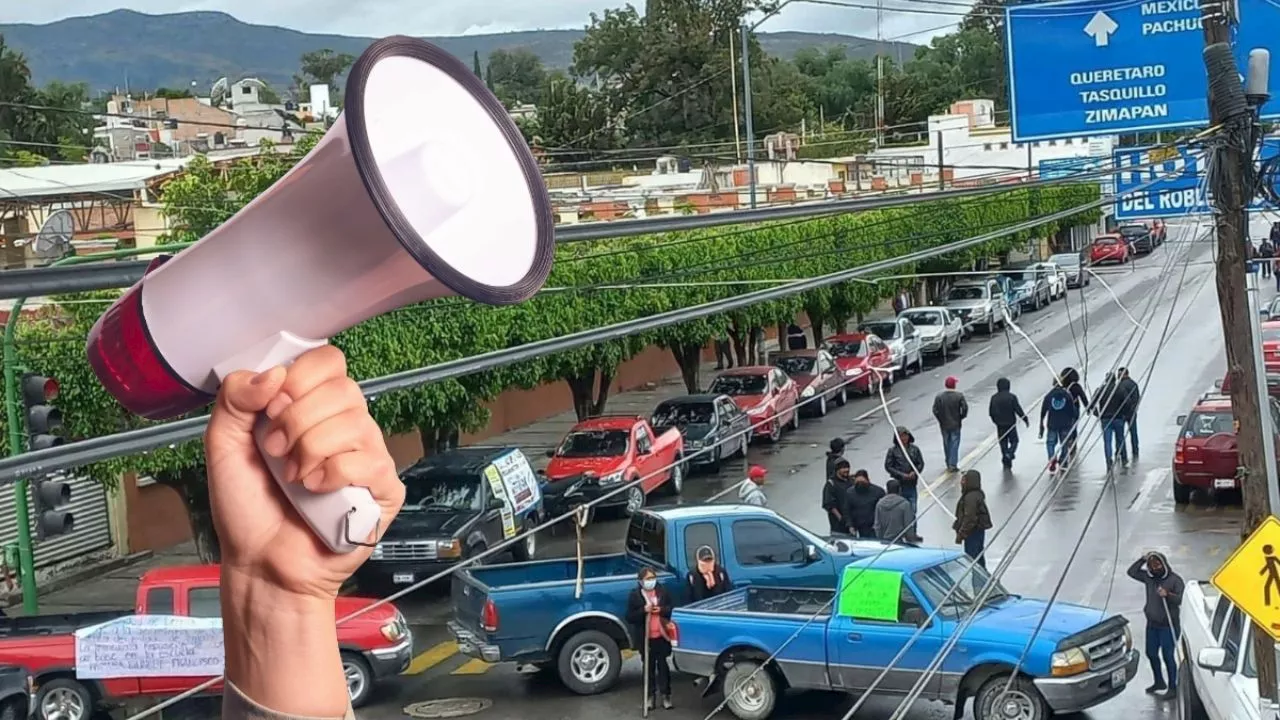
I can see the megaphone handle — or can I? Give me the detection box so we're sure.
[213,331,382,555]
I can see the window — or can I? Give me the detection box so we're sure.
[732,520,805,565]
[636,426,653,454]
[188,587,221,618]
[625,513,667,566]
[983,143,992,151]
[1211,597,1230,638]
[1000,142,1009,150]
[1243,626,1257,678]
[1223,607,1245,661]
[684,522,722,569]
[146,587,174,615]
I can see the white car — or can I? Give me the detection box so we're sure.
[897,306,963,360]
[1179,580,1261,720]
[1030,261,1068,300]
[857,317,923,378]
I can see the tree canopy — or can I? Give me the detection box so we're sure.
[0,35,94,164]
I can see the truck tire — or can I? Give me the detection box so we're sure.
[1176,656,1209,720]
[341,651,374,708]
[512,520,537,561]
[722,660,777,720]
[557,629,622,695]
[34,678,91,720]
[0,697,26,720]
[973,674,1049,720]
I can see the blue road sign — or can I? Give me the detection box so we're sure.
[1006,0,1280,142]
[1039,157,1105,179]
[1113,138,1280,219]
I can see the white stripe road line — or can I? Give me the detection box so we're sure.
[1077,467,1169,607]
[853,397,899,423]
[967,346,992,361]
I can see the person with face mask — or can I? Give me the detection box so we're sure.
[823,459,853,535]
[686,545,733,602]
[626,567,674,711]
[842,468,885,539]
[1127,551,1184,697]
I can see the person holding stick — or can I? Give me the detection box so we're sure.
[627,567,674,711]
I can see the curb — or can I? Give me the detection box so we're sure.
[3,550,155,606]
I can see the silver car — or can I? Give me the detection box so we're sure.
[897,306,964,359]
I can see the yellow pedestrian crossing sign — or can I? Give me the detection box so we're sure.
[1212,516,1280,641]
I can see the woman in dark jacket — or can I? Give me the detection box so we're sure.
[686,545,733,601]
[626,567,675,710]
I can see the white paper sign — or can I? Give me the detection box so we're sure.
[489,450,541,516]
[74,615,224,678]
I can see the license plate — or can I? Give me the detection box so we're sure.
[1214,478,1236,489]
[1110,668,1126,687]
[393,573,415,584]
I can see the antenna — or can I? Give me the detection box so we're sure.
[30,210,74,259]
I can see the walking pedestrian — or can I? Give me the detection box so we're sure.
[714,332,733,370]
[823,459,853,535]
[786,322,807,350]
[884,425,925,512]
[874,479,922,544]
[1091,371,1130,469]
[1040,379,1080,473]
[987,377,1029,469]
[843,469,884,539]
[953,470,993,567]
[1273,222,1280,290]
[1059,367,1089,462]
[932,376,968,472]
[1126,551,1183,699]
[1117,366,1141,460]
[1261,237,1275,278]
[686,545,732,602]
[737,465,768,506]
[627,567,674,711]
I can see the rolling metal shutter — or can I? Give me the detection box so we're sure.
[0,472,112,568]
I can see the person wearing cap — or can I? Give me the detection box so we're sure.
[953,469,993,567]
[884,425,925,512]
[686,545,733,602]
[738,465,768,506]
[932,375,969,473]
[823,458,854,535]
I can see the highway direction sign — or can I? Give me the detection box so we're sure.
[1113,138,1280,220]
[1006,0,1280,142]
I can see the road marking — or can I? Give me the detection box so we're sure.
[1079,468,1170,606]
[853,397,899,423]
[967,346,992,361]
[1128,468,1169,513]
[404,641,459,675]
[451,658,493,675]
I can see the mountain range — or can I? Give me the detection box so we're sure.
[0,10,922,94]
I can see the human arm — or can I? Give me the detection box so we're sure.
[625,590,647,624]
[988,396,998,425]
[1126,557,1148,582]
[932,394,943,422]
[659,587,675,619]
[954,496,978,540]
[224,680,355,720]
[884,448,907,482]
[1015,398,1029,425]
[959,396,969,421]
[1163,576,1185,605]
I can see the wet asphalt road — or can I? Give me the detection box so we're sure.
[355,217,1261,720]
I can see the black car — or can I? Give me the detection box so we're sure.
[650,393,751,471]
[1118,224,1154,254]
[0,666,29,720]
[355,447,540,592]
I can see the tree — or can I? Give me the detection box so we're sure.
[0,40,92,164]
[257,82,283,105]
[472,50,483,78]
[486,49,546,107]
[297,48,356,105]
[524,71,621,153]
[153,87,194,99]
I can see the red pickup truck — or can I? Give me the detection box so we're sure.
[540,416,685,519]
[0,564,411,720]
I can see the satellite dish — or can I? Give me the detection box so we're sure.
[210,77,229,106]
[33,210,74,259]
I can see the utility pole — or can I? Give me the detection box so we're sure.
[739,23,757,209]
[936,131,945,190]
[875,0,885,149]
[1201,0,1278,701]
[729,32,742,163]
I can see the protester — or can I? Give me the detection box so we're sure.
[1040,378,1080,473]
[1059,367,1090,461]
[1261,237,1275,279]
[1117,366,1141,460]
[953,470,993,567]
[714,332,733,370]
[686,545,732,602]
[1127,552,1184,698]
[874,479,921,544]
[823,459,853,535]
[786,322,807,350]
[932,375,969,472]
[843,469,885,539]
[987,377,1029,469]
[883,425,925,511]
[626,567,675,711]
[1091,371,1130,469]
[738,465,768,506]
[825,437,846,480]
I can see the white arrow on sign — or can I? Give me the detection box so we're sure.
[1083,11,1118,47]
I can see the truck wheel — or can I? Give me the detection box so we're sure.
[624,485,646,515]
[722,661,777,720]
[1176,656,1210,720]
[0,697,26,720]
[342,651,374,708]
[35,678,91,720]
[557,630,622,695]
[667,460,685,495]
[835,386,848,407]
[512,521,537,561]
[1173,476,1193,504]
[788,408,800,431]
[974,674,1049,720]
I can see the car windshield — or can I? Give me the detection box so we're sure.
[556,430,630,458]
[652,402,715,427]
[826,339,867,358]
[861,322,898,339]
[402,469,483,512]
[912,558,1013,618]
[1184,411,1235,437]
[1264,327,1280,343]
[775,356,817,374]
[1050,254,1081,268]
[900,311,941,326]
[947,286,986,301]
[710,374,768,395]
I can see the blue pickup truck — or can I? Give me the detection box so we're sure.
[671,546,1139,720]
[448,504,881,695]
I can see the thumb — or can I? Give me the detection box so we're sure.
[208,366,287,438]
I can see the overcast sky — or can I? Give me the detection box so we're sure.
[0,1,959,44]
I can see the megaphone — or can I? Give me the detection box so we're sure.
[86,36,555,555]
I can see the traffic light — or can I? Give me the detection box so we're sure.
[21,374,63,451]
[31,478,72,539]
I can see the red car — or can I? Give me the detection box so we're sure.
[0,564,409,714]
[544,416,684,515]
[823,332,893,395]
[708,366,800,443]
[770,349,849,417]
[1089,234,1130,265]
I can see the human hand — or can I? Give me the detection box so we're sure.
[647,605,661,614]
[1157,587,1167,598]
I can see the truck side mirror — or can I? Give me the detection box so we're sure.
[1197,647,1229,673]
[1213,378,1223,389]
[1176,415,1187,426]
[804,544,820,563]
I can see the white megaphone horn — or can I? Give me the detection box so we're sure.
[86,36,555,554]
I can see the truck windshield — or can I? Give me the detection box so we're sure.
[947,286,986,301]
[402,470,482,512]
[911,558,1012,618]
[556,430,630,458]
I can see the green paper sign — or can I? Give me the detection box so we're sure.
[836,566,903,621]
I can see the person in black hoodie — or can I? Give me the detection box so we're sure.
[988,377,1029,469]
[1117,367,1141,460]
[1127,551,1184,698]
[1059,367,1090,461]
[825,437,846,479]
[953,470,993,567]
[843,469,885,539]
[627,567,675,711]
[823,459,854,534]
[884,426,925,512]
[1091,371,1129,469]
[686,545,732,601]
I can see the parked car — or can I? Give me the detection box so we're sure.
[858,317,924,378]
[543,416,684,516]
[1178,579,1259,720]
[447,505,878,696]
[1049,252,1091,289]
[769,349,849,417]
[672,547,1138,720]
[1260,294,1280,320]
[0,565,409,716]
[1118,223,1155,255]
[992,275,1024,322]
[897,306,964,359]
[0,666,29,720]
[1001,263,1052,311]
[356,447,542,591]
[709,367,801,443]
[1089,234,1131,265]
[650,394,751,472]
[1028,261,1068,300]
[823,332,893,394]
[1172,391,1280,503]
[943,278,1007,334]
